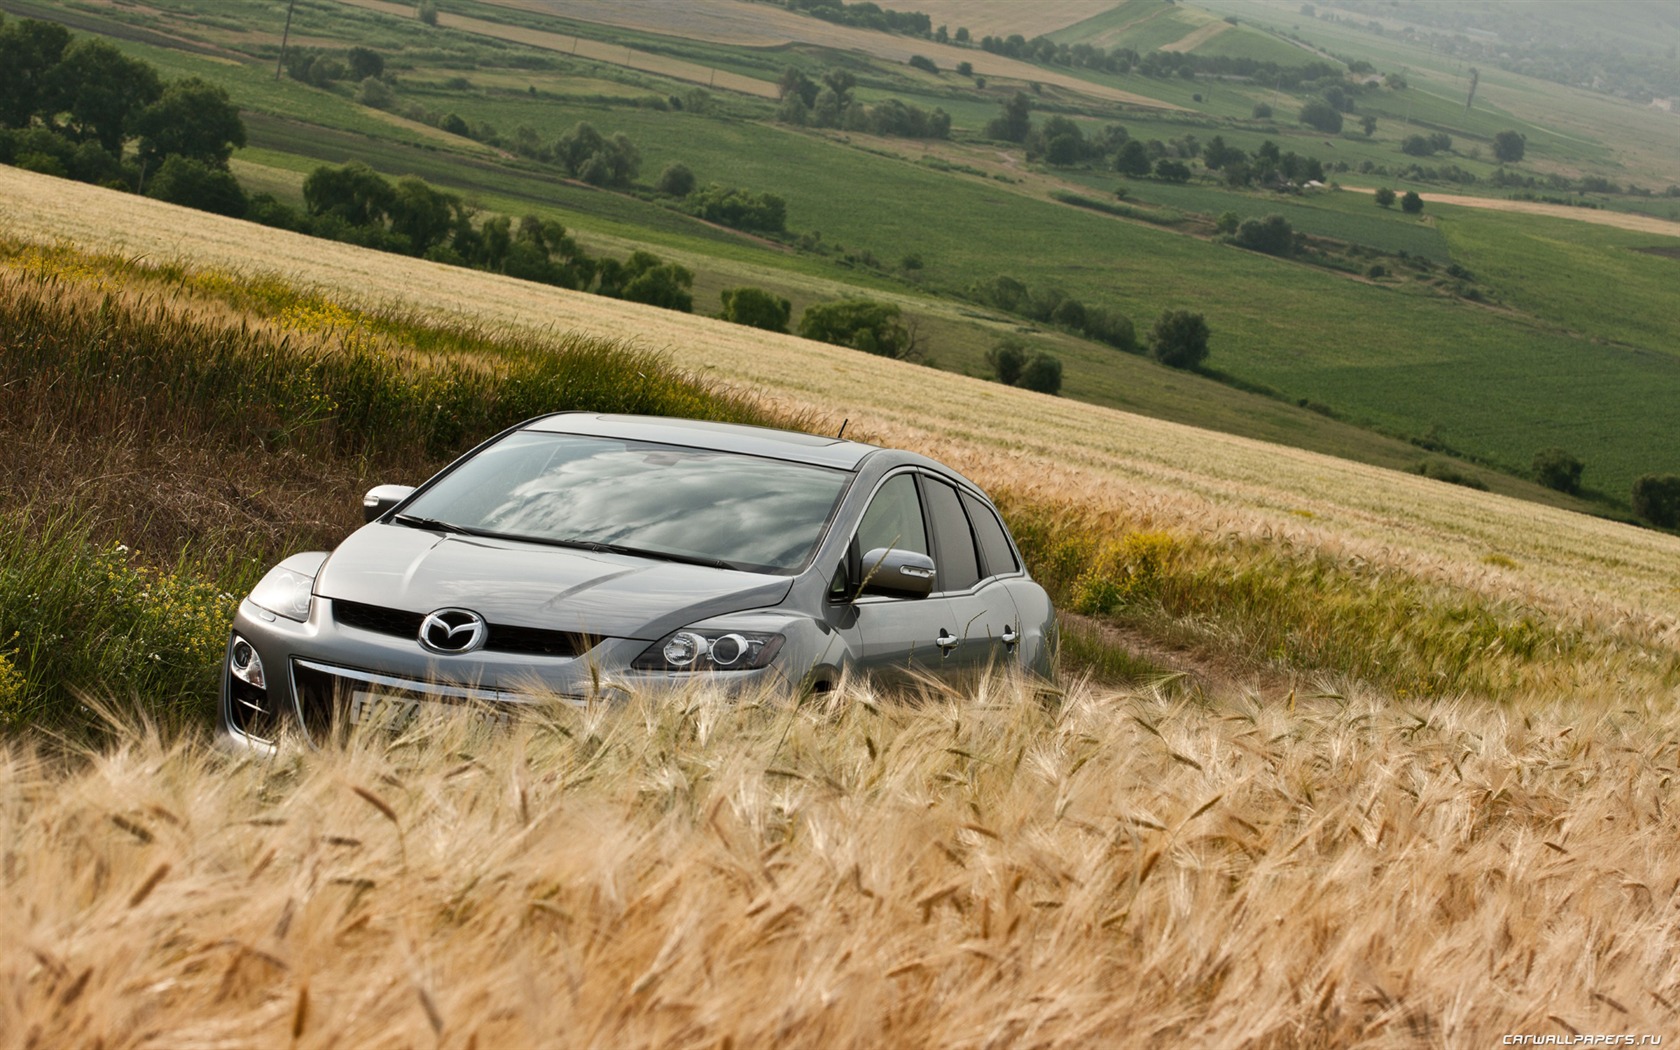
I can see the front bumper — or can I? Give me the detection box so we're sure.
[219,597,801,751]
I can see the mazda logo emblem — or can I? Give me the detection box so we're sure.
[418,608,487,654]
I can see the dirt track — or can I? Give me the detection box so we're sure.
[1347,185,1680,237]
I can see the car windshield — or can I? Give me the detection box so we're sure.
[399,431,852,574]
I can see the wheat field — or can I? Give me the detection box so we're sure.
[5,167,1680,1044]
[5,680,1679,1046]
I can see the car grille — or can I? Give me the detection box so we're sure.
[291,658,533,744]
[332,599,594,657]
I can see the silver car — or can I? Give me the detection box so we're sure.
[222,413,1056,748]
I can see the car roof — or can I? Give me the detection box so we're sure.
[524,413,884,470]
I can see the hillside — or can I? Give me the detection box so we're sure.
[3,0,1678,517]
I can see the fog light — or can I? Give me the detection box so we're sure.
[230,636,266,690]
[662,631,706,668]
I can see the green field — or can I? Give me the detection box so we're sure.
[4,0,1678,511]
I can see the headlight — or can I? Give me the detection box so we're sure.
[632,629,785,672]
[248,564,316,622]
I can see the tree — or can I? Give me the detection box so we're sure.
[1202,135,1244,171]
[387,177,460,255]
[417,1,438,26]
[798,300,918,359]
[1373,186,1396,208]
[48,37,162,155]
[0,17,71,129]
[1360,114,1377,136]
[1298,98,1342,133]
[144,155,247,217]
[1401,190,1424,214]
[720,287,791,332]
[908,54,937,74]
[1632,474,1680,528]
[346,46,384,81]
[554,122,639,187]
[1018,352,1063,395]
[1234,214,1294,255]
[131,77,246,171]
[1114,139,1151,176]
[1532,448,1584,495]
[985,92,1031,142]
[1153,158,1191,183]
[1149,310,1210,370]
[1251,102,1273,119]
[987,338,1027,385]
[1493,130,1526,163]
[303,161,395,227]
[655,162,696,197]
[621,260,693,312]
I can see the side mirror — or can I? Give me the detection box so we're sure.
[857,547,936,599]
[362,484,416,523]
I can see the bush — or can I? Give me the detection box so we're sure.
[1149,310,1209,370]
[688,183,787,233]
[987,338,1026,385]
[908,54,937,74]
[1532,448,1584,495]
[1632,474,1680,528]
[1493,130,1525,163]
[1251,102,1273,119]
[1401,190,1424,214]
[719,287,791,333]
[1233,214,1294,256]
[1018,352,1063,395]
[417,1,438,26]
[356,77,395,109]
[1298,98,1343,133]
[1410,459,1488,490]
[655,162,696,197]
[145,155,248,217]
[798,300,918,359]
[1373,186,1396,208]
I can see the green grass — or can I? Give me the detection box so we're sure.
[1438,206,1680,359]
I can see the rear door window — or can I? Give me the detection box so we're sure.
[921,477,981,593]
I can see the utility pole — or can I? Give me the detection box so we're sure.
[275,0,297,81]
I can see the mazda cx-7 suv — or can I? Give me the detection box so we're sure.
[222,413,1055,748]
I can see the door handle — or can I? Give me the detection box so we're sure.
[1001,624,1018,649]
[936,630,960,655]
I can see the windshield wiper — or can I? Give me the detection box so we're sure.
[505,534,737,571]
[391,513,475,535]
[581,541,737,571]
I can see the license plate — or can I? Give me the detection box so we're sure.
[348,691,512,730]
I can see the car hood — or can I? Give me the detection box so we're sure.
[315,524,795,640]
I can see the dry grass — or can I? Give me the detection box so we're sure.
[5,168,1674,647]
[3,679,1678,1046]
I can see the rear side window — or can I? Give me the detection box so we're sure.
[962,491,1020,578]
[922,477,981,593]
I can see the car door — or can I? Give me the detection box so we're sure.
[918,475,1021,675]
[842,471,951,682]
